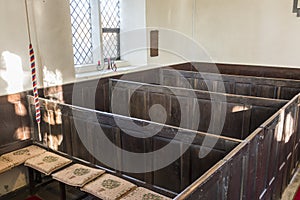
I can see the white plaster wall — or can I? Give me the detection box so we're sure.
[194,0,300,68]
[0,0,32,95]
[146,0,194,36]
[146,0,197,65]
[1,0,299,97]
[32,0,75,87]
[0,0,75,96]
[146,0,300,68]
[120,0,148,66]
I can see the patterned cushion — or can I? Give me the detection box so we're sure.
[52,164,105,187]
[0,157,13,174]
[120,187,172,200]
[25,151,72,175]
[1,145,46,166]
[81,174,136,200]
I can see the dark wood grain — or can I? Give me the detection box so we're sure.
[110,79,286,139]
[161,68,300,99]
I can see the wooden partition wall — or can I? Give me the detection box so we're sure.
[171,62,300,80]
[161,69,300,100]
[176,94,300,199]
[28,96,240,196]
[2,62,300,199]
[109,79,287,140]
[0,92,30,147]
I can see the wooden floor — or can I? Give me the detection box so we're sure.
[2,166,300,200]
[0,181,97,200]
[282,167,300,200]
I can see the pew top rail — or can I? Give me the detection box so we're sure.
[25,95,243,197]
[161,68,300,86]
[160,68,300,100]
[109,78,288,109]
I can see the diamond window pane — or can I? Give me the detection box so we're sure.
[100,0,120,28]
[102,32,119,60]
[100,0,120,60]
[70,0,121,65]
[70,0,93,65]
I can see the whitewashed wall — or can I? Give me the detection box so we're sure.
[0,0,75,96]
[1,0,299,97]
[32,0,75,87]
[146,0,196,65]
[120,0,148,66]
[0,0,32,95]
[146,0,300,68]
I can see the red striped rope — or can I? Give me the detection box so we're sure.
[29,44,41,124]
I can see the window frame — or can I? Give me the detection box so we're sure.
[70,0,121,69]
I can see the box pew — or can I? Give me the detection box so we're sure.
[160,68,300,100]
[27,93,300,199]
[109,79,287,140]
[27,96,240,196]
[170,62,300,80]
[175,94,300,199]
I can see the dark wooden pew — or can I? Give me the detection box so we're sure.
[27,96,240,196]
[175,93,300,200]
[160,68,300,100]
[109,79,287,140]
[169,62,300,80]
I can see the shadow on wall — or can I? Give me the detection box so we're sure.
[41,66,64,151]
[1,51,24,94]
[0,51,66,150]
[0,51,31,146]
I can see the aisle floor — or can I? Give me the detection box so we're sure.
[2,167,300,200]
[282,168,300,200]
[1,181,97,200]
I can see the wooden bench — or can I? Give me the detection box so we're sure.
[0,144,173,200]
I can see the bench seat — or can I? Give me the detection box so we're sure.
[1,145,46,167]
[52,163,105,187]
[25,151,72,175]
[81,173,137,200]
